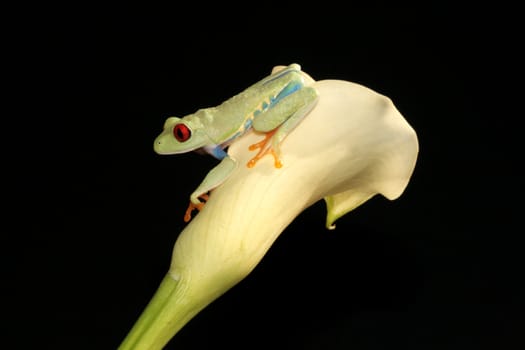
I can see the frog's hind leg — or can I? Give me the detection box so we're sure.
[248,86,318,168]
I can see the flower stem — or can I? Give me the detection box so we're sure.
[118,275,193,350]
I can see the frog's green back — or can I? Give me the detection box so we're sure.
[201,64,304,146]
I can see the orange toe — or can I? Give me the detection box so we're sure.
[247,130,282,168]
[183,193,209,222]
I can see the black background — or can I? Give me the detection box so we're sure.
[7,4,522,349]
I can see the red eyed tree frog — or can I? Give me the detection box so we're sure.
[154,63,319,222]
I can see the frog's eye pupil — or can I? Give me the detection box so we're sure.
[173,124,191,142]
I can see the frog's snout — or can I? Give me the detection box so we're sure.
[153,137,165,154]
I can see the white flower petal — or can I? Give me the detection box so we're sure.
[168,78,418,316]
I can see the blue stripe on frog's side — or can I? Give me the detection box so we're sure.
[244,118,253,130]
[206,144,229,160]
[271,81,301,105]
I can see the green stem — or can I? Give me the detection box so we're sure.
[118,275,194,350]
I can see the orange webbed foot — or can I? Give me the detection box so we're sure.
[184,193,209,222]
[247,129,283,168]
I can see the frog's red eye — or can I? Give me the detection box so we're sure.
[173,123,191,142]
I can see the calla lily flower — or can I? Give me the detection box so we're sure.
[119,69,418,349]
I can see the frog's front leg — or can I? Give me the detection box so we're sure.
[248,84,319,168]
[184,155,237,222]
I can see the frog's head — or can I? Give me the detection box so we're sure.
[154,112,210,155]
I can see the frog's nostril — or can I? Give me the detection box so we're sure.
[153,139,163,154]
